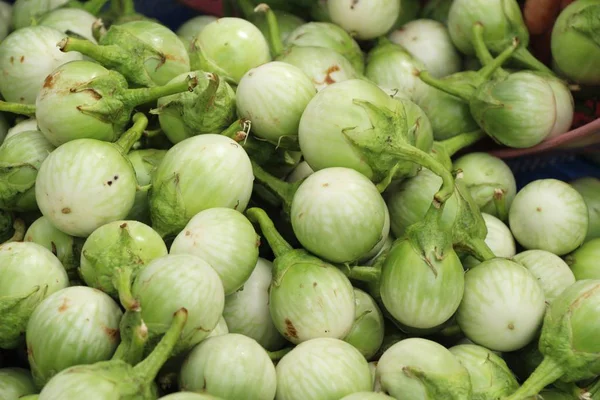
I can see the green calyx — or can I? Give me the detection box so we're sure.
[401,364,473,400]
[63,69,196,144]
[430,130,486,171]
[0,130,56,212]
[0,285,48,349]
[252,3,284,58]
[340,99,454,202]
[153,71,236,144]
[506,280,600,400]
[59,19,188,88]
[450,174,496,262]
[79,221,158,311]
[418,28,520,102]
[568,4,600,45]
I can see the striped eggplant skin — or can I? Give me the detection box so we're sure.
[26,286,123,389]
[0,26,83,104]
[269,250,356,345]
[6,119,38,140]
[275,338,372,400]
[513,250,575,302]
[456,258,546,352]
[290,167,389,264]
[508,179,589,256]
[222,258,287,351]
[0,130,56,212]
[179,334,277,400]
[449,344,519,399]
[285,22,365,75]
[207,316,229,338]
[149,134,254,239]
[327,0,400,40]
[38,8,98,43]
[0,368,37,399]
[131,254,225,356]
[24,216,83,283]
[343,289,385,361]
[170,208,260,296]
[380,231,465,330]
[35,138,137,238]
[376,338,472,400]
[190,18,271,85]
[236,61,317,144]
[10,0,69,30]
[0,242,69,350]
[277,46,360,92]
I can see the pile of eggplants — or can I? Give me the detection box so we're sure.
[0,0,599,399]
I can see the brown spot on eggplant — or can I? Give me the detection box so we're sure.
[61,207,71,214]
[102,326,120,342]
[20,56,24,63]
[43,72,59,89]
[536,207,542,212]
[284,318,298,339]
[324,65,341,85]
[508,323,515,330]
[185,230,191,236]
[313,282,318,288]
[58,297,70,312]
[9,56,14,64]
[120,222,128,229]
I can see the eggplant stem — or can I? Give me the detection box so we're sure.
[511,47,555,76]
[133,308,188,383]
[121,75,198,109]
[245,207,293,258]
[461,238,496,264]
[115,112,148,154]
[191,73,220,112]
[58,36,129,69]
[418,71,474,102]
[346,266,381,283]
[0,101,36,116]
[471,22,494,66]
[113,267,140,311]
[437,130,485,158]
[254,3,284,58]
[478,37,519,80]
[250,160,301,214]
[504,357,565,400]
[391,142,455,205]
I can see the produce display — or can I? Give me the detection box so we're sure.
[0,0,599,399]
